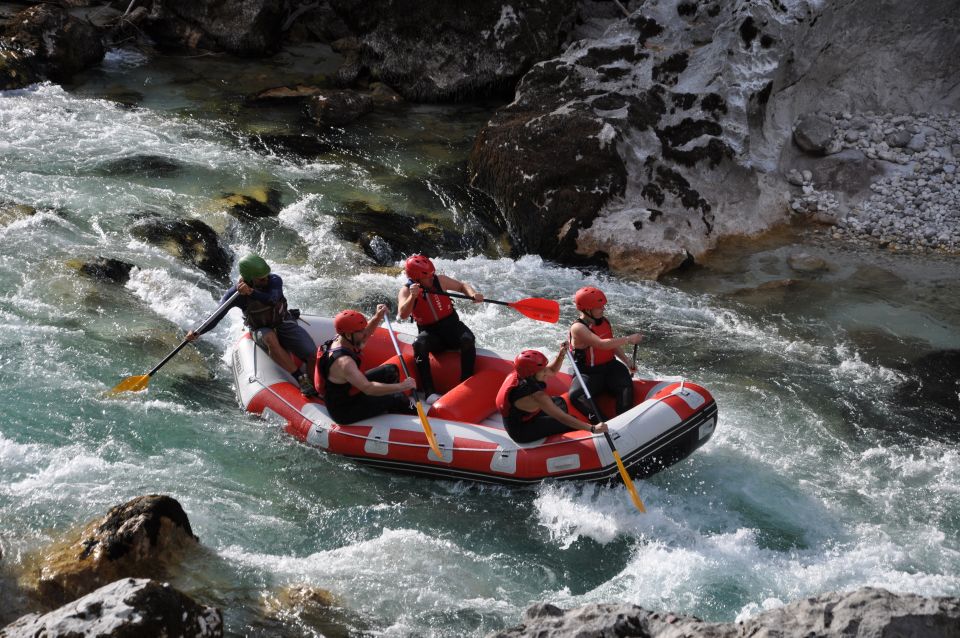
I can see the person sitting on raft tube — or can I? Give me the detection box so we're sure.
[396,254,483,404]
[187,254,318,397]
[317,306,417,425]
[568,286,644,423]
[496,345,608,443]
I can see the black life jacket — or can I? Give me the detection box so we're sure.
[317,339,362,405]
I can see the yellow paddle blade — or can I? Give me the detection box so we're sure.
[414,401,444,459]
[612,450,646,513]
[108,374,151,395]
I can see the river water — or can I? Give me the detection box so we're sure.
[1,46,958,637]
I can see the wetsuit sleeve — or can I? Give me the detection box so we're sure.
[197,285,240,335]
[248,274,283,305]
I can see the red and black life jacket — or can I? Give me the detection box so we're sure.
[316,339,362,402]
[570,317,615,368]
[496,371,545,422]
[407,275,455,327]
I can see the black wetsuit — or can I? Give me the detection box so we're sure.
[318,343,415,425]
[569,318,634,423]
[407,277,476,396]
[505,377,577,443]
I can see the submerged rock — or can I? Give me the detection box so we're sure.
[0,201,37,227]
[248,132,333,158]
[787,252,828,273]
[24,495,198,608]
[129,216,232,281]
[246,83,330,105]
[74,257,135,285]
[2,578,221,638]
[2,4,104,82]
[304,89,373,127]
[897,349,960,416]
[490,587,960,638]
[96,154,183,178]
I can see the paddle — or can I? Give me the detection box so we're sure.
[568,347,647,513]
[382,314,445,460]
[428,290,559,323]
[108,291,240,395]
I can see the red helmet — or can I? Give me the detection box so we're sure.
[514,349,548,377]
[404,254,435,280]
[574,286,607,311]
[334,309,367,335]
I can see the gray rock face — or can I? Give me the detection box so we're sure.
[1,4,104,82]
[489,588,960,638]
[468,0,960,278]
[144,0,285,55]
[332,0,578,101]
[1,578,222,638]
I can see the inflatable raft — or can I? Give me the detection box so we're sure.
[231,316,718,484]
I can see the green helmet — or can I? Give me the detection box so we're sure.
[238,254,270,282]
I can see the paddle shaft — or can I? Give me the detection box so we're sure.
[428,290,509,306]
[149,290,241,378]
[382,314,419,398]
[382,314,444,459]
[568,347,646,512]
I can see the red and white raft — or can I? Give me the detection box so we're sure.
[231,315,718,484]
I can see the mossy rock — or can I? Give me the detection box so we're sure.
[217,187,283,219]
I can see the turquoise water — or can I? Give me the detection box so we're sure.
[1,47,958,636]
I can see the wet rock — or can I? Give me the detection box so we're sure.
[332,201,470,265]
[144,0,285,55]
[2,4,104,82]
[369,81,403,106]
[787,252,829,272]
[490,587,960,638]
[304,89,373,127]
[331,0,578,101]
[0,201,37,227]
[793,113,836,155]
[129,216,232,281]
[75,257,135,285]
[0,46,40,90]
[96,154,183,178]
[246,83,330,106]
[2,578,221,638]
[24,495,198,608]
[217,188,283,219]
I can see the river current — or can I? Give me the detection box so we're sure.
[1,47,958,637]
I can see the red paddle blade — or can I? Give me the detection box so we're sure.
[508,297,560,323]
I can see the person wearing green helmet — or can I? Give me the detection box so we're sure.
[187,254,318,397]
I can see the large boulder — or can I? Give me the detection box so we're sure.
[328,0,578,101]
[24,495,199,608]
[489,587,960,638]
[1,4,104,82]
[129,216,232,281]
[1,578,222,638]
[144,0,285,55]
[468,0,960,278]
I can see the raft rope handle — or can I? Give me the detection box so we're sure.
[246,374,611,452]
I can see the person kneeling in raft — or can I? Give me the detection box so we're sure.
[496,345,608,443]
[187,254,318,397]
[568,286,644,423]
[317,306,418,424]
[397,254,483,405]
